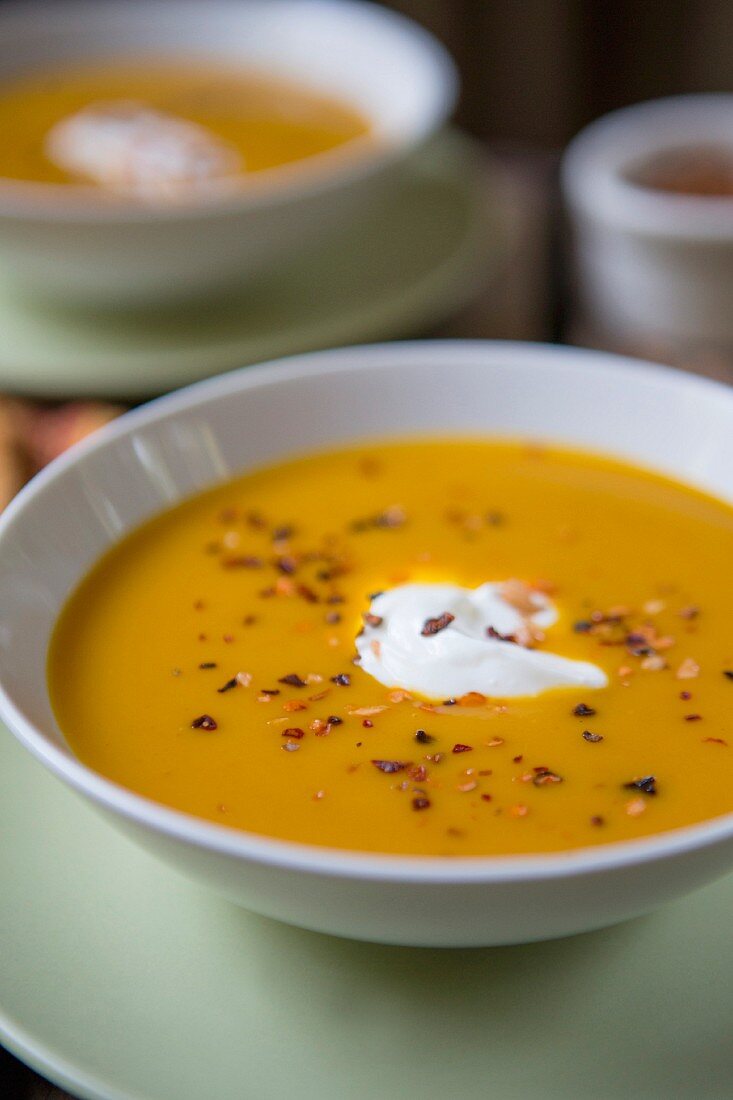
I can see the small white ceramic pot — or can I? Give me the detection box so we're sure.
[562,95,733,357]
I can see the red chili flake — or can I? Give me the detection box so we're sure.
[260,689,280,696]
[703,737,728,746]
[222,634,234,644]
[486,511,504,526]
[414,729,435,745]
[684,713,702,722]
[421,612,455,636]
[297,584,319,603]
[486,625,517,643]
[326,715,343,727]
[327,593,346,605]
[245,511,266,529]
[412,796,431,811]
[573,703,596,717]
[242,615,257,626]
[223,555,263,569]
[363,612,383,627]
[278,673,307,688]
[371,760,407,773]
[191,714,217,731]
[325,611,342,625]
[197,633,207,642]
[481,793,493,802]
[590,815,605,827]
[331,673,351,686]
[199,662,217,670]
[679,605,699,620]
[452,743,473,754]
[724,670,733,681]
[582,730,604,743]
[259,586,276,598]
[409,764,428,782]
[573,620,593,633]
[282,728,305,739]
[623,775,657,795]
[362,719,373,729]
[217,677,239,694]
[679,690,692,700]
[512,754,523,763]
[533,768,563,786]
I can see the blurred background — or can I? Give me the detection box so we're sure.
[386,0,733,148]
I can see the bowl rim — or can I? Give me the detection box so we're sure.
[0,0,458,223]
[562,93,733,240]
[1,338,733,884]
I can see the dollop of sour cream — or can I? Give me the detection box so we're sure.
[356,582,607,699]
[45,101,242,198]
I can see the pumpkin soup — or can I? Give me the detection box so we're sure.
[48,440,733,856]
[0,60,370,196]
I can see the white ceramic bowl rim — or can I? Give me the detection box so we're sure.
[0,0,458,223]
[1,340,733,884]
[562,93,733,240]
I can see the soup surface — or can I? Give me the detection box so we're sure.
[0,59,370,188]
[48,440,733,856]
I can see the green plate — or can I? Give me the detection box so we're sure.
[0,130,501,400]
[1,723,732,1100]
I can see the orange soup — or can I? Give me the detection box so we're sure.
[0,60,370,189]
[48,440,733,856]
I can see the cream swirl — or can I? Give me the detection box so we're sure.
[356,582,607,699]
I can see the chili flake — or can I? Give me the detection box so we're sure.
[217,677,238,693]
[278,673,307,688]
[582,730,604,743]
[330,673,351,686]
[363,612,383,628]
[412,796,431,810]
[421,612,455,636]
[191,714,217,731]
[415,729,435,745]
[371,760,407,773]
[533,768,563,786]
[452,743,473,753]
[573,703,596,717]
[623,775,657,795]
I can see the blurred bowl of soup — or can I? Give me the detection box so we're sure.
[0,0,457,307]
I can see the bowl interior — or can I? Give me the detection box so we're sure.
[1,341,732,756]
[0,0,455,150]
